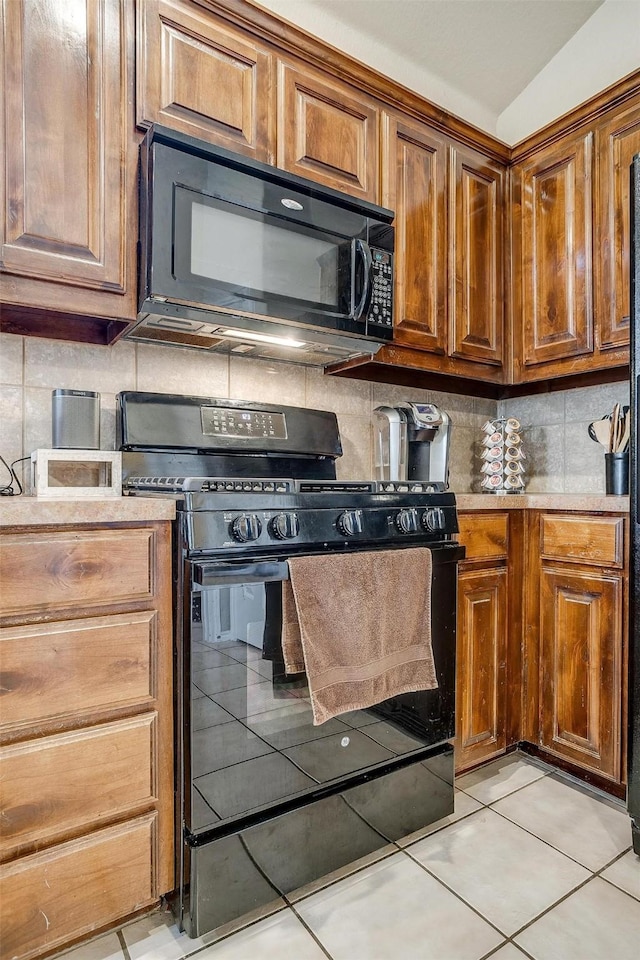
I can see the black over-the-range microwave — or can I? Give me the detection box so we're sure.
[125,125,395,366]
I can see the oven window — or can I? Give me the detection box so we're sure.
[188,578,444,835]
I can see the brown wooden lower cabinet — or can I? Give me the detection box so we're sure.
[456,566,507,770]
[539,563,623,782]
[0,521,174,960]
[454,511,510,773]
[0,814,157,960]
[454,508,627,788]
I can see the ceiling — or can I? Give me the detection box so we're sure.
[306,0,603,115]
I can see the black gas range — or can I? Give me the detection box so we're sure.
[117,391,463,937]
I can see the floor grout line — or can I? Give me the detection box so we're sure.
[486,799,632,875]
[455,769,551,807]
[117,929,132,960]
[50,755,637,960]
[399,842,516,942]
[286,902,335,960]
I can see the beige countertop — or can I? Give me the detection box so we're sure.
[0,492,630,526]
[455,493,629,513]
[0,495,176,527]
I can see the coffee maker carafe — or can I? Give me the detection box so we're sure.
[373,402,451,489]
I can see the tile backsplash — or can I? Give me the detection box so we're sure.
[0,332,630,495]
[499,381,630,494]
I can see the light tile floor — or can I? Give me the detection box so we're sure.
[55,754,640,960]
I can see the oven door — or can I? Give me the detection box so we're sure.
[182,544,459,839]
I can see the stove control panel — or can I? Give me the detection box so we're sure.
[187,498,459,555]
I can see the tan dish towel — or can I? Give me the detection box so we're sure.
[282,548,437,725]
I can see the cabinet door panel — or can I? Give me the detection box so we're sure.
[456,567,507,769]
[1,0,130,290]
[520,132,594,365]
[0,814,156,960]
[137,0,274,160]
[278,63,379,202]
[540,567,622,779]
[382,114,447,353]
[595,101,640,349]
[450,146,504,365]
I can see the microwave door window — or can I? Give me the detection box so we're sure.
[174,188,352,319]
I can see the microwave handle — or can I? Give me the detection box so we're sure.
[353,239,373,321]
[192,560,289,586]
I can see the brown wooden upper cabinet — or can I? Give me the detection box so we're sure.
[382,112,505,371]
[0,0,138,327]
[136,0,275,161]
[449,144,504,366]
[515,130,594,370]
[594,100,640,351]
[382,114,448,354]
[277,62,380,203]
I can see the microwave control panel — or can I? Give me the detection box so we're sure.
[369,249,393,329]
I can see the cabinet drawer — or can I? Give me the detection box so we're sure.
[540,515,624,567]
[457,513,508,562]
[0,529,155,618]
[0,715,156,858]
[0,814,156,960]
[0,612,157,733]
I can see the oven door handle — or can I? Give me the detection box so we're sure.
[192,560,290,586]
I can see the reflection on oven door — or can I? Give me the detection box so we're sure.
[188,565,453,835]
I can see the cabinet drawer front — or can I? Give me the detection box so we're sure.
[0,612,156,732]
[0,814,156,960]
[0,529,155,617]
[457,513,508,561]
[540,515,624,567]
[0,715,155,858]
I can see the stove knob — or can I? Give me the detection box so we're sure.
[337,510,363,537]
[396,508,419,534]
[270,512,300,540]
[230,514,262,542]
[423,507,446,532]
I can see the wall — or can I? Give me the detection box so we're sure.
[499,381,630,494]
[255,0,640,145]
[0,333,495,494]
[497,0,640,144]
[2,333,630,496]
[253,0,497,134]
